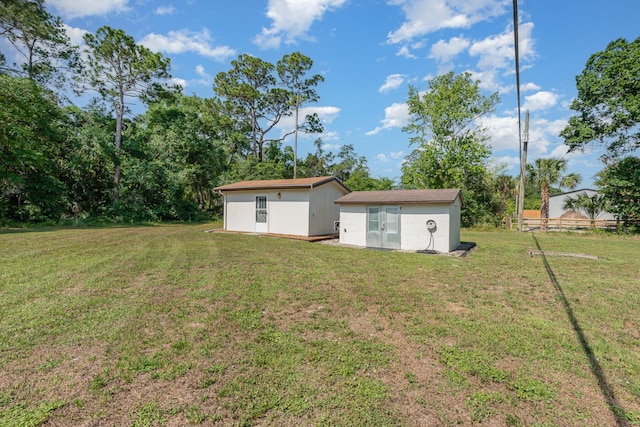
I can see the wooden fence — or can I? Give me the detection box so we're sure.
[508,217,621,231]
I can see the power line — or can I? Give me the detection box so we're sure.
[513,0,526,232]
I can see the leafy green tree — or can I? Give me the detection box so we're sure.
[214,54,286,161]
[491,173,518,221]
[401,71,499,226]
[0,74,67,222]
[60,103,115,217]
[329,144,367,183]
[81,26,171,204]
[204,97,252,167]
[526,158,581,231]
[276,51,324,177]
[0,0,80,87]
[595,156,640,228]
[561,37,640,157]
[111,93,230,221]
[145,95,228,212]
[224,145,294,182]
[344,168,394,191]
[214,53,323,163]
[299,139,335,178]
[294,139,394,190]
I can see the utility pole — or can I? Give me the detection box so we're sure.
[517,111,529,231]
[512,0,526,231]
[293,91,299,179]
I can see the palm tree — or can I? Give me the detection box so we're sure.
[563,192,611,228]
[527,158,581,231]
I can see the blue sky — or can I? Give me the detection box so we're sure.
[38,0,640,186]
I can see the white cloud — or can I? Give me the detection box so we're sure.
[377,154,390,162]
[387,0,509,44]
[396,45,417,59]
[320,131,340,142]
[548,119,568,136]
[195,65,208,78]
[462,22,536,91]
[479,115,519,152]
[274,106,341,135]
[168,77,187,88]
[48,0,129,18]
[523,91,559,111]
[322,143,341,150]
[480,114,568,157]
[549,144,570,158]
[379,74,406,93]
[62,24,88,46]
[430,36,470,63]
[492,155,520,168]
[254,0,347,49]
[525,118,569,156]
[193,64,212,86]
[139,29,236,61]
[521,82,541,92]
[155,5,176,15]
[366,102,410,135]
[468,22,535,71]
[390,151,405,159]
[310,106,341,124]
[466,69,505,92]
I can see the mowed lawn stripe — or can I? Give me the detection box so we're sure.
[0,225,638,426]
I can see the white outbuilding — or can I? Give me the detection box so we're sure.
[214,176,350,237]
[335,189,463,253]
[548,188,616,220]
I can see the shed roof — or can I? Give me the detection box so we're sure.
[214,176,350,192]
[335,189,462,205]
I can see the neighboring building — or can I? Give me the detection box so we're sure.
[334,189,463,253]
[549,189,616,220]
[214,176,350,237]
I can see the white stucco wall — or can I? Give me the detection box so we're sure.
[338,205,367,247]
[224,192,260,233]
[338,201,462,253]
[222,181,347,236]
[224,190,310,235]
[268,190,310,236]
[308,182,346,236]
[401,205,454,252]
[448,198,462,251]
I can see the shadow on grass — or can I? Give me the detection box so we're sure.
[0,222,197,235]
[532,234,631,427]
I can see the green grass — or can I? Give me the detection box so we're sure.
[0,224,639,425]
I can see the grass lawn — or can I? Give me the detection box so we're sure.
[0,224,639,426]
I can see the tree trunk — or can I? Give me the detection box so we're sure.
[197,182,205,211]
[540,185,550,231]
[113,93,124,205]
[257,140,264,162]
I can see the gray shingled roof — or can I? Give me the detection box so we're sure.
[214,176,350,192]
[334,189,462,205]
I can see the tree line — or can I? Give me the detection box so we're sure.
[1,0,638,228]
[0,0,394,224]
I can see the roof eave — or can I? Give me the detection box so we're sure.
[215,176,351,193]
[335,199,456,205]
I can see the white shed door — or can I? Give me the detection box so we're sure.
[255,195,268,233]
[367,206,400,249]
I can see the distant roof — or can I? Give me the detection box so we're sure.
[214,176,350,192]
[335,189,462,205]
[549,188,597,198]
